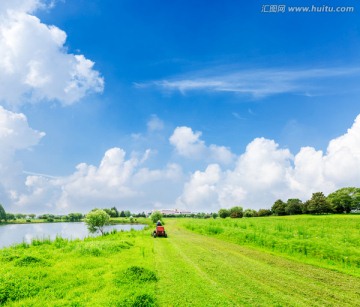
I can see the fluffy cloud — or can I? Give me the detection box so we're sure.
[0,106,44,194]
[11,148,183,213]
[0,106,45,154]
[169,126,235,165]
[15,115,360,213]
[0,0,104,106]
[177,114,360,211]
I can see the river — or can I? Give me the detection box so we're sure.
[0,222,145,249]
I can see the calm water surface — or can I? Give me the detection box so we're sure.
[0,222,145,249]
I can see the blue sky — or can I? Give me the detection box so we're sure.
[1,0,360,213]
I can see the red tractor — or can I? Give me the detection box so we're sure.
[152,225,167,238]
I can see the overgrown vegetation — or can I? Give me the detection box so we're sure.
[0,230,156,306]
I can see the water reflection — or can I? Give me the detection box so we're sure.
[0,222,145,249]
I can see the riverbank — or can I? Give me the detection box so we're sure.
[0,217,151,225]
[1,217,359,306]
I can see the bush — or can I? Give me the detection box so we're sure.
[150,211,163,224]
[243,209,257,217]
[84,209,110,235]
[257,209,272,217]
[230,206,243,218]
[218,209,230,218]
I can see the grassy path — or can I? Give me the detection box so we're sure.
[154,220,360,306]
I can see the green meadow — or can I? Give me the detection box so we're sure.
[0,215,359,306]
[182,215,360,277]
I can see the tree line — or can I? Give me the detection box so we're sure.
[271,187,360,216]
[0,204,146,223]
[217,187,360,218]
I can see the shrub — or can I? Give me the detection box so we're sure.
[218,209,230,218]
[150,211,163,224]
[230,206,244,218]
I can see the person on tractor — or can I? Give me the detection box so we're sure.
[156,220,162,226]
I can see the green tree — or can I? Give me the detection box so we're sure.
[327,187,360,213]
[229,206,243,218]
[0,204,6,222]
[212,212,218,219]
[271,199,287,216]
[308,192,332,214]
[119,210,126,217]
[84,209,110,235]
[6,213,15,221]
[285,199,303,215]
[243,209,257,217]
[257,209,272,217]
[218,208,230,218]
[104,208,117,217]
[150,211,163,224]
[66,213,83,222]
[111,206,119,217]
[124,210,131,217]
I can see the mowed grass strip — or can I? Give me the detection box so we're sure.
[154,221,360,306]
[182,215,360,276]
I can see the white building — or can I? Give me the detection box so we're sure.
[160,209,192,216]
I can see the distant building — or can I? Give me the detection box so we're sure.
[160,209,192,216]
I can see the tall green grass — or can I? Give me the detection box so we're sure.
[0,229,157,306]
[182,215,360,276]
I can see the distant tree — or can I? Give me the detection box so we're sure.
[218,208,230,218]
[66,213,83,222]
[15,213,26,219]
[150,211,163,224]
[308,192,332,214]
[28,214,36,219]
[195,212,208,219]
[212,212,218,219]
[243,209,257,217]
[119,210,126,217]
[124,210,131,217]
[6,213,15,221]
[229,206,244,218]
[257,209,272,217]
[271,199,287,216]
[301,200,310,214]
[327,187,360,213]
[0,204,6,222]
[111,206,119,217]
[285,199,303,215]
[104,208,117,217]
[84,209,110,235]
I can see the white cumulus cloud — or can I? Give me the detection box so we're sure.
[177,114,360,211]
[0,0,104,106]
[169,126,235,165]
[11,148,183,213]
[0,106,44,195]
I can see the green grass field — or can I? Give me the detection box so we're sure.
[182,215,360,277]
[0,216,359,306]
